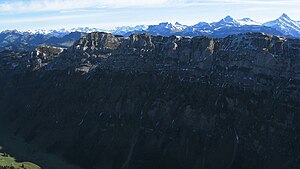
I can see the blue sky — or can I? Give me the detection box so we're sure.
[0,0,300,31]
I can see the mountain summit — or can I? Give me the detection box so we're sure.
[238,18,261,25]
[263,13,300,37]
[212,15,241,27]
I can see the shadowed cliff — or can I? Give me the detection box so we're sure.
[0,32,300,169]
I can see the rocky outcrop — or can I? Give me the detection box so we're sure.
[0,45,64,73]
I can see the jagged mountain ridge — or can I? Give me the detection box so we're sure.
[59,32,300,99]
[2,32,300,100]
[0,30,86,50]
[120,14,299,38]
[1,14,300,41]
[1,14,300,51]
[31,27,109,38]
[123,15,295,37]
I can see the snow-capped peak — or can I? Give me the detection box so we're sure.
[175,22,188,30]
[147,22,179,31]
[70,27,108,33]
[112,25,148,35]
[238,18,261,26]
[28,27,110,37]
[280,13,291,20]
[30,28,69,36]
[158,22,175,29]
[157,22,190,31]
[264,13,297,27]
[212,15,241,27]
[192,22,211,28]
[1,29,23,34]
[114,25,147,32]
[223,15,236,23]
[263,13,300,37]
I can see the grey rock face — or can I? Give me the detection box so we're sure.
[45,32,300,100]
[0,45,64,72]
[2,32,300,99]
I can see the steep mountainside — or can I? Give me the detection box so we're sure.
[0,32,300,169]
[43,32,300,100]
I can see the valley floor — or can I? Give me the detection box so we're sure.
[0,121,82,169]
[0,148,40,169]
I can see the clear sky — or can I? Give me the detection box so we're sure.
[0,0,300,31]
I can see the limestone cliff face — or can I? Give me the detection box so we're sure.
[0,32,300,169]
[49,32,300,100]
[57,32,300,76]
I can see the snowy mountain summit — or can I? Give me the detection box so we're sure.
[238,18,262,26]
[264,13,300,38]
[212,16,241,28]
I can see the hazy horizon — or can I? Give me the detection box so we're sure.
[1,0,300,31]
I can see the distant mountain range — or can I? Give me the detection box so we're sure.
[1,13,300,51]
[0,30,86,51]
[121,13,300,38]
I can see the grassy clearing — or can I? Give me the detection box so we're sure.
[0,147,40,169]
